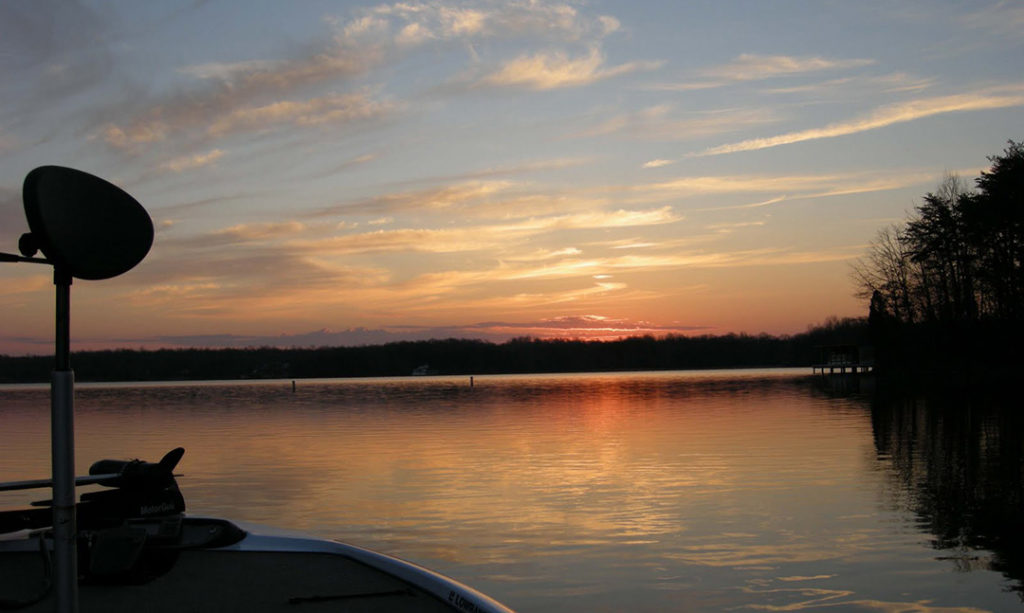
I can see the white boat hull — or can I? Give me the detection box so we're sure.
[0,517,514,612]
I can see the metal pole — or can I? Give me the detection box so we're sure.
[52,268,78,613]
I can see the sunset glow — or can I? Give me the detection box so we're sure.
[1,1,1021,354]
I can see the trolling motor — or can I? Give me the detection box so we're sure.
[76,447,187,527]
[0,448,185,534]
[0,448,243,588]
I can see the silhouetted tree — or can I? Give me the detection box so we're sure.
[972,141,1024,320]
[852,225,917,322]
[904,174,977,323]
[855,143,1024,325]
[852,140,1024,374]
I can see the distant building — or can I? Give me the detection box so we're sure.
[411,364,438,376]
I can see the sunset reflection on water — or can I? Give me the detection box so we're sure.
[1,370,1019,612]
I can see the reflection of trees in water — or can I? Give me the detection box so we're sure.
[871,387,1024,596]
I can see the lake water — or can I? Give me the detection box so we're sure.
[1,369,1021,612]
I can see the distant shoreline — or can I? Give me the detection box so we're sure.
[0,366,815,389]
[0,323,867,384]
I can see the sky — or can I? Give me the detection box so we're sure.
[1,0,1022,355]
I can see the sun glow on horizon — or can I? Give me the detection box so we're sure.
[1,1,1021,354]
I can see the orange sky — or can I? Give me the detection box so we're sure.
[1,1,1022,354]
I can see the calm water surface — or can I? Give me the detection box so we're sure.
[1,369,1021,611]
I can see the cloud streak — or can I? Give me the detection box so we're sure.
[697,86,1024,156]
[294,206,681,255]
[206,92,397,137]
[702,54,875,81]
[343,1,617,43]
[90,0,640,173]
[651,54,874,91]
[378,246,860,300]
[312,166,933,228]
[641,170,930,197]
[478,47,661,90]
[578,105,777,140]
[161,149,224,172]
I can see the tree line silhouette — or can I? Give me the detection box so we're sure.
[854,141,1024,377]
[0,318,867,383]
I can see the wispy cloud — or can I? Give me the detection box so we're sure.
[343,1,617,43]
[759,72,934,96]
[161,149,224,172]
[177,60,282,83]
[316,180,518,218]
[703,54,875,81]
[622,168,939,207]
[577,105,777,140]
[207,92,397,137]
[98,24,390,151]
[390,246,862,300]
[477,47,661,90]
[697,86,1024,156]
[44,231,865,335]
[534,207,680,230]
[697,196,788,211]
[608,241,656,250]
[707,220,767,233]
[338,2,651,93]
[292,227,497,255]
[129,161,925,326]
[960,1,1024,36]
[126,242,391,317]
[643,172,876,195]
[503,247,583,262]
[316,174,606,220]
[99,193,859,338]
[102,122,168,148]
[377,156,593,189]
[319,167,932,228]
[93,0,637,170]
[651,54,874,91]
[102,91,397,150]
[295,206,680,256]
[0,275,51,297]
[500,280,636,308]
[210,221,308,242]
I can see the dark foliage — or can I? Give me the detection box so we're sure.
[853,141,1024,376]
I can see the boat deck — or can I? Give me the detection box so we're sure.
[0,548,460,612]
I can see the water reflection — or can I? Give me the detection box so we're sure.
[1,371,1022,611]
[871,384,1024,598]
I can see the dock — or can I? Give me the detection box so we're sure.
[812,344,874,375]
